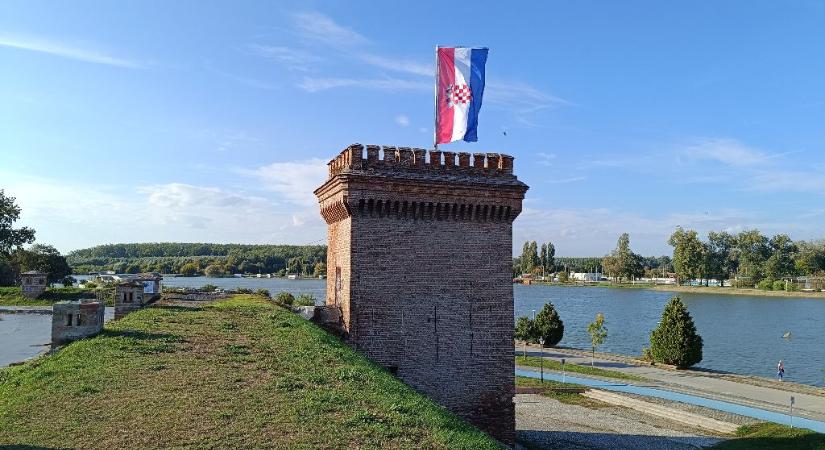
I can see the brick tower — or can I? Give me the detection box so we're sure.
[315,144,528,445]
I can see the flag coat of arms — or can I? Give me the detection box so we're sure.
[435,47,488,145]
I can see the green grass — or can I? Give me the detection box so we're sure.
[710,422,825,449]
[516,355,646,382]
[0,286,108,306]
[515,376,608,408]
[0,295,500,449]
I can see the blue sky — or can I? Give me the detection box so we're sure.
[2,1,824,256]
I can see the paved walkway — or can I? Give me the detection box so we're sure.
[518,344,825,423]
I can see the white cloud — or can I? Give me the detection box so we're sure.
[358,53,432,76]
[291,12,369,47]
[247,44,320,71]
[243,158,328,206]
[0,33,144,68]
[395,115,410,126]
[680,138,772,166]
[537,152,556,167]
[297,77,429,93]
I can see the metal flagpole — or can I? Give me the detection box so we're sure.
[433,46,439,151]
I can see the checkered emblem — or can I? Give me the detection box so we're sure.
[446,84,472,107]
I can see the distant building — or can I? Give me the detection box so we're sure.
[114,281,145,319]
[127,273,163,300]
[52,300,105,344]
[571,272,602,282]
[20,270,47,299]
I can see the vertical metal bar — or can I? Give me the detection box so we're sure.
[434,46,439,150]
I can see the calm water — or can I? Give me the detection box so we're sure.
[4,279,824,386]
[515,284,825,387]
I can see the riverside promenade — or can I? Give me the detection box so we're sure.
[518,343,825,425]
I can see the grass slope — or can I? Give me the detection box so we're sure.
[0,286,104,307]
[515,355,646,382]
[515,376,608,408]
[0,295,499,449]
[710,423,825,450]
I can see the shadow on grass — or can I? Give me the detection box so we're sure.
[100,329,183,342]
[0,446,73,450]
[517,430,723,450]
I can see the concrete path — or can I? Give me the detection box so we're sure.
[519,344,825,423]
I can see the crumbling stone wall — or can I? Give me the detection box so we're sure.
[51,300,104,344]
[20,271,47,299]
[315,144,528,445]
[114,281,145,319]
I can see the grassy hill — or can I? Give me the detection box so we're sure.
[0,295,499,449]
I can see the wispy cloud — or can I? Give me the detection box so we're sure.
[485,80,571,124]
[357,53,432,76]
[243,158,328,205]
[291,11,369,47]
[546,176,585,184]
[395,115,410,126]
[297,77,429,93]
[537,152,557,167]
[0,33,144,69]
[247,44,320,71]
[208,65,278,90]
[679,138,773,166]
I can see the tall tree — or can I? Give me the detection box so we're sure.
[545,242,555,273]
[12,244,72,284]
[587,313,608,366]
[668,228,706,284]
[795,240,825,275]
[765,234,798,280]
[649,297,703,368]
[0,190,36,257]
[539,243,547,276]
[603,233,643,282]
[735,230,770,282]
[707,231,738,286]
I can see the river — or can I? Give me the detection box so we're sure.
[3,279,823,387]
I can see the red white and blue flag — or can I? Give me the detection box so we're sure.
[435,46,488,145]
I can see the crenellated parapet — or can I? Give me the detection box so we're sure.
[326,143,515,178]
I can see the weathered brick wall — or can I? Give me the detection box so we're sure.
[315,144,527,446]
[52,300,105,344]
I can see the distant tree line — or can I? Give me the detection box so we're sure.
[669,228,825,287]
[67,243,327,277]
[0,190,72,286]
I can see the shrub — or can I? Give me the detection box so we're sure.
[557,272,569,283]
[649,297,703,368]
[84,281,97,289]
[786,282,799,292]
[533,302,564,347]
[201,284,218,292]
[61,276,76,287]
[514,316,534,342]
[731,279,754,288]
[641,347,654,363]
[274,291,294,306]
[294,293,316,306]
[236,288,253,294]
[757,279,775,290]
[772,280,786,291]
[256,288,271,298]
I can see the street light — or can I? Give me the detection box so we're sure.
[538,337,545,383]
[561,358,566,383]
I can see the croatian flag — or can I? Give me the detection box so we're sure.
[435,47,488,145]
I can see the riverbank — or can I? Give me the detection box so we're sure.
[0,286,107,306]
[0,295,497,449]
[650,284,825,299]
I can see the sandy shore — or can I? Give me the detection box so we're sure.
[649,284,825,299]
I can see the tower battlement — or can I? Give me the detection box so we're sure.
[326,143,515,178]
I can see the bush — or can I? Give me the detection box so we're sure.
[294,293,316,306]
[236,288,253,294]
[557,272,569,283]
[786,282,800,292]
[757,279,775,290]
[201,284,218,292]
[514,316,534,342]
[533,302,564,347]
[274,291,294,306]
[731,279,754,288]
[772,280,786,291]
[649,297,703,368]
[641,347,654,363]
[256,288,271,298]
[61,276,76,287]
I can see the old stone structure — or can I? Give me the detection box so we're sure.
[20,270,47,299]
[314,143,528,445]
[51,300,105,344]
[114,281,145,319]
[128,273,163,301]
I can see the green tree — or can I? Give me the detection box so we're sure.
[603,233,643,282]
[545,242,555,274]
[12,244,72,284]
[275,291,295,306]
[539,244,547,276]
[514,316,535,342]
[521,241,539,275]
[313,261,327,277]
[736,229,770,282]
[204,264,226,278]
[707,231,738,286]
[795,240,825,275]
[0,190,36,257]
[587,313,608,366]
[668,228,706,284]
[0,256,16,286]
[533,302,564,347]
[765,234,797,280]
[179,262,200,277]
[649,297,703,368]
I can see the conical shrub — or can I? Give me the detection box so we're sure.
[649,297,703,368]
[534,302,564,347]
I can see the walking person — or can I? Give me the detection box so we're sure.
[777,360,785,381]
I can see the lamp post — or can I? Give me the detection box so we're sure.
[538,337,545,383]
[561,358,566,383]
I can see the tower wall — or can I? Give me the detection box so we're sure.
[315,144,527,445]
